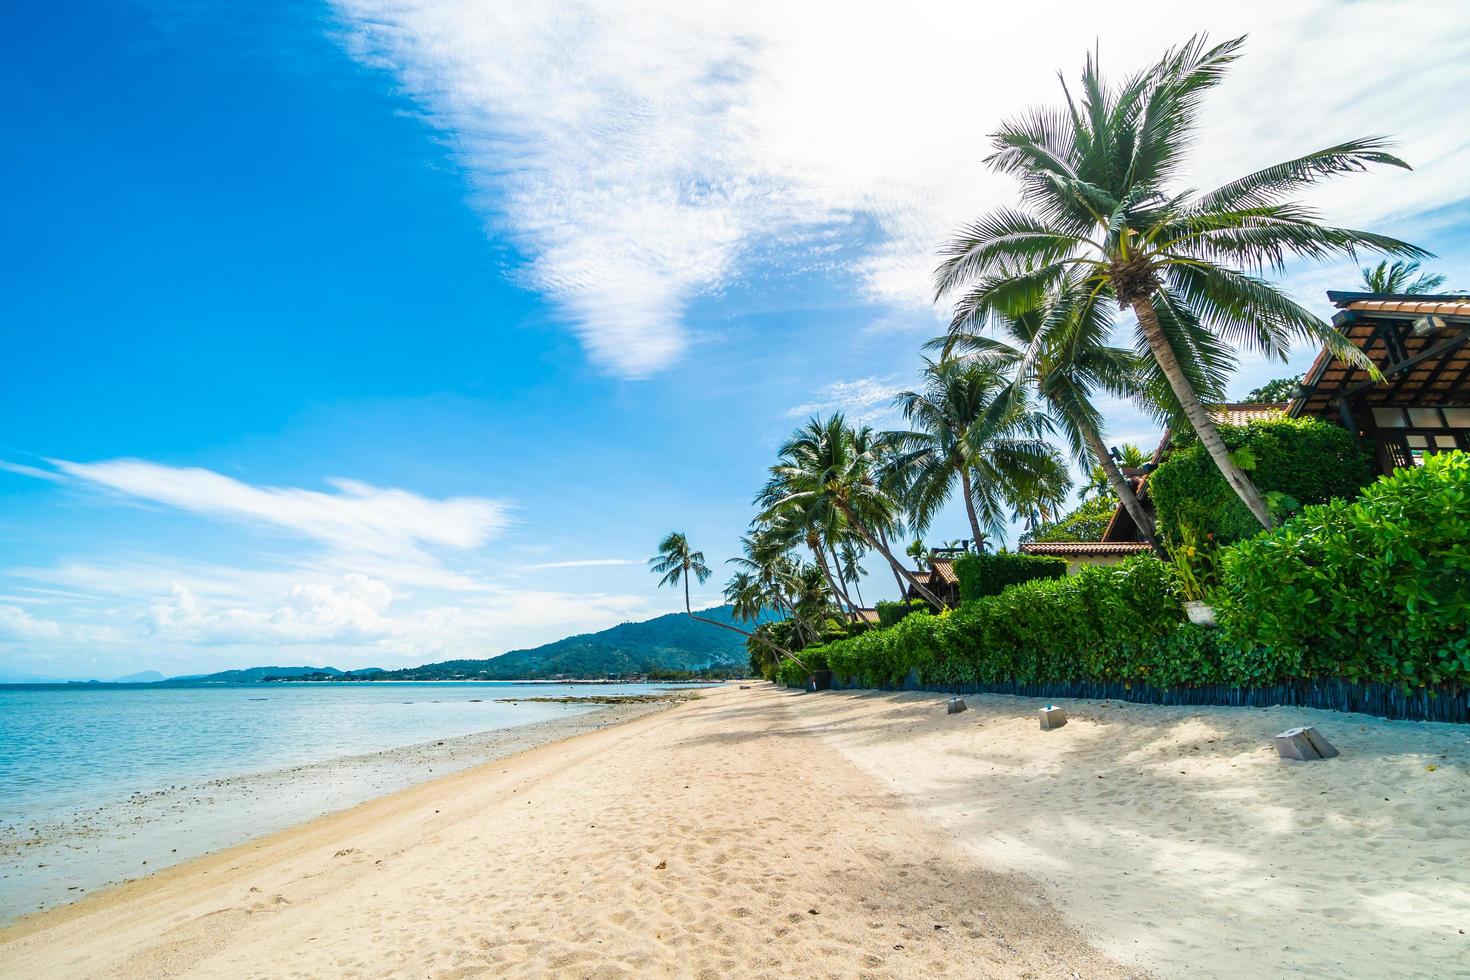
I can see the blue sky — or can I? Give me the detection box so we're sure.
[3,1,1468,680]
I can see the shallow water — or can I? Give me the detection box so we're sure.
[0,681,687,827]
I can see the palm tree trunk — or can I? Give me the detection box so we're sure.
[958,467,986,545]
[1132,298,1274,530]
[837,502,950,610]
[876,526,908,595]
[684,576,807,674]
[826,543,861,622]
[1078,419,1162,555]
[808,541,853,621]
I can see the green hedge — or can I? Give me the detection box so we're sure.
[1149,416,1375,545]
[951,551,1068,602]
[875,598,929,628]
[810,557,1183,688]
[800,455,1470,697]
[1218,451,1470,686]
[1022,495,1118,543]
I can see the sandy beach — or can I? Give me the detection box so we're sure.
[2,684,1465,978]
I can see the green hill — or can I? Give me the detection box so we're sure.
[373,605,757,680]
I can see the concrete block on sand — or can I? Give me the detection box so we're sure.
[1038,706,1067,730]
[1274,726,1339,761]
[947,697,967,714]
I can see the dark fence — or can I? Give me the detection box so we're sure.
[820,673,1467,724]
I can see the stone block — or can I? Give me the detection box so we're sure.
[1274,726,1339,761]
[947,697,967,715]
[1038,706,1067,730]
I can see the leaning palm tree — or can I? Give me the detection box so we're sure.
[936,285,1161,549]
[934,34,1428,530]
[650,532,805,671]
[886,358,1060,545]
[1079,444,1147,500]
[759,415,951,609]
[1360,259,1446,295]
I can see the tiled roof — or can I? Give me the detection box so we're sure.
[1340,298,1470,317]
[1289,292,1470,420]
[1020,542,1153,556]
[928,557,959,585]
[1210,402,1287,426]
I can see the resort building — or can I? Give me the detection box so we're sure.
[1022,291,1470,569]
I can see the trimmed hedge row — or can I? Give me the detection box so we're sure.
[793,453,1470,707]
[1218,451,1470,686]
[951,551,1068,602]
[1149,416,1375,545]
[875,598,929,628]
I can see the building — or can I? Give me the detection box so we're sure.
[1019,291,1470,569]
[902,554,962,607]
[1287,293,1470,471]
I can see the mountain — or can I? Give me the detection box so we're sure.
[112,670,166,684]
[368,605,757,681]
[168,665,346,684]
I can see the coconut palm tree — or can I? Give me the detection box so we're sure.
[885,358,1061,546]
[935,286,1161,550]
[650,531,805,671]
[1360,259,1446,295]
[1006,446,1074,532]
[1079,444,1147,500]
[759,415,951,609]
[933,34,1428,530]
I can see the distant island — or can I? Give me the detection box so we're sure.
[15,605,758,686]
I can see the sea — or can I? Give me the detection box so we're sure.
[0,680,702,920]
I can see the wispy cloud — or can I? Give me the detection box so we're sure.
[331,1,1470,377]
[786,375,905,427]
[523,558,639,570]
[47,458,511,558]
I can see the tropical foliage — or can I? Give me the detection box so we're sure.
[1360,259,1447,295]
[1021,495,1118,543]
[951,551,1068,602]
[932,34,1423,531]
[1147,416,1376,546]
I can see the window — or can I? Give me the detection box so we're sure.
[1408,407,1443,427]
[1443,407,1470,428]
[1372,407,1406,427]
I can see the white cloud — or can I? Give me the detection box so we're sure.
[523,558,639,570]
[787,375,906,427]
[0,605,64,641]
[48,458,511,558]
[331,0,1470,377]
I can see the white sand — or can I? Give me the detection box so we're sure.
[0,685,1127,979]
[799,688,1470,979]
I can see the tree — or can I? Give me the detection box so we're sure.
[886,358,1061,546]
[1078,443,1147,500]
[937,284,1160,549]
[1360,259,1446,295]
[650,532,805,673]
[759,415,952,610]
[1244,377,1300,402]
[933,35,1427,531]
[1007,447,1074,531]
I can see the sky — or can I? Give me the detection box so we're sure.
[3,0,1468,680]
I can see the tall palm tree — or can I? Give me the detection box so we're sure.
[886,358,1060,546]
[1079,444,1147,500]
[936,286,1161,550]
[650,532,805,671]
[759,415,951,610]
[933,35,1427,530]
[1360,259,1446,295]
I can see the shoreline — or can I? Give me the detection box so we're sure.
[0,694,685,925]
[0,684,1128,979]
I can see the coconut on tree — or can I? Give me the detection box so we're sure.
[934,34,1428,530]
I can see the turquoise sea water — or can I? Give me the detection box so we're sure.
[0,681,688,827]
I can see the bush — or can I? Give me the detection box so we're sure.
[875,598,928,628]
[1217,451,1470,686]
[820,556,1184,688]
[1148,416,1375,545]
[952,551,1068,602]
[1022,495,1119,543]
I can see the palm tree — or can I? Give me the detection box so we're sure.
[759,415,951,610]
[933,35,1427,530]
[1007,446,1073,532]
[937,286,1161,549]
[650,531,805,671]
[1079,444,1147,500]
[886,358,1061,546]
[1360,259,1446,295]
